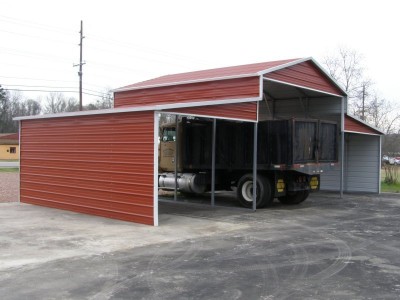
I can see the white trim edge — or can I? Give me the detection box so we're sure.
[263,77,343,98]
[114,73,258,92]
[344,130,382,136]
[13,97,262,121]
[257,57,310,75]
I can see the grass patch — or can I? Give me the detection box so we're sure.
[381,165,400,193]
[381,181,400,193]
[0,168,19,172]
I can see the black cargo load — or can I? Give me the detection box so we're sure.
[181,118,338,171]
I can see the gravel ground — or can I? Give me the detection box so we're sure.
[0,172,19,203]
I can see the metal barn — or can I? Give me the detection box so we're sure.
[15,58,383,226]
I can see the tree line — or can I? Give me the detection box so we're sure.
[0,86,113,133]
[322,47,400,155]
[323,47,400,135]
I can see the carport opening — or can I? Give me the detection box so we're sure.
[157,113,254,210]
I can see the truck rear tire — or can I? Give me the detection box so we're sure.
[237,174,273,208]
[278,190,310,205]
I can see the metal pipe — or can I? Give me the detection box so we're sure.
[340,96,345,198]
[378,135,382,194]
[211,119,216,207]
[252,122,258,211]
[174,115,178,201]
[18,120,21,204]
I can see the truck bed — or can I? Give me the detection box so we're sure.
[180,118,338,173]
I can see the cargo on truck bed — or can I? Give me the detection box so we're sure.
[159,117,338,208]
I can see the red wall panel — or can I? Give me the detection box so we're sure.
[20,111,155,225]
[114,76,260,108]
[166,101,258,121]
[345,115,381,135]
[264,61,344,96]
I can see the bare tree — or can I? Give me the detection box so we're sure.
[323,47,400,134]
[323,47,364,97]
[365,95,400,134]
[93,89,113,110]
[43,93,79,114]
[0,88,42,132]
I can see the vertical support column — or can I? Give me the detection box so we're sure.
[153,112,159,226]
[340,97,345,198]
[252,122,258,211]
[211,119,216,207]
[174,115,179,201]
[18,120,21,204]
[378,135,382,194]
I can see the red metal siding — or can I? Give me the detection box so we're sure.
[166,101,258,121]
[119,59,298,90]
[114,77,260,108]
[20,111,155,225]
[264,61,344,96]
[345,115,381,135]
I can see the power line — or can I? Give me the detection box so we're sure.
[0,14,215,67]
[0,47,72,62]
[0,28,75,46]
[0,15,76,35]
[0,75,105,89]
[3,88,104,98]
[2,84,105,96]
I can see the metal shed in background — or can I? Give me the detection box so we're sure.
[321,115,384,193]
[15,57,383,226]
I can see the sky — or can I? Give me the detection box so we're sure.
[1,0,399,107]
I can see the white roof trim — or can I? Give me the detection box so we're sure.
[257,57,310,75]
[159,111,257,123]
[345,113,385,135]
[114,57,347,97]
[309,57,347,96]
[263,77,343,98]
[344,130,381,136]
[114,73,259,92]
[14,97,262,121]
[260,57,347,96]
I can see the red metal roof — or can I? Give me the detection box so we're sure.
[0,133,19,145]
[0,133,18,139]
[117,58,300,91]
[345,114,384,135]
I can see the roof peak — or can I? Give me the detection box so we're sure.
[115,58,304,92]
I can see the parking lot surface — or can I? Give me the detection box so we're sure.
[1,192,400,299]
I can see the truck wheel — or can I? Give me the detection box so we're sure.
[237,174,273,208]
[278,190,310,205]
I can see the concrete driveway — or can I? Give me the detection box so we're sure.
[0,161,19,168]
[1,192,400,299]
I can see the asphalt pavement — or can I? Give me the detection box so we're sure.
[1,192,400,299]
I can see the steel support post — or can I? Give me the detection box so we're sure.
[252,122,258,211]
[174,116,178,201]
[340,97,345,198]
[211,119,216,207]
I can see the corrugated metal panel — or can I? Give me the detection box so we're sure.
[265,61,344,96]
[345,134,380,193]
[166,101,258,121]
[114,77,260,108]
[345,115,382,135]
[117,59,298,91]
[320,133,380,193]
[20,111,155,225]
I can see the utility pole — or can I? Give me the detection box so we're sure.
[74,20,85,111]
